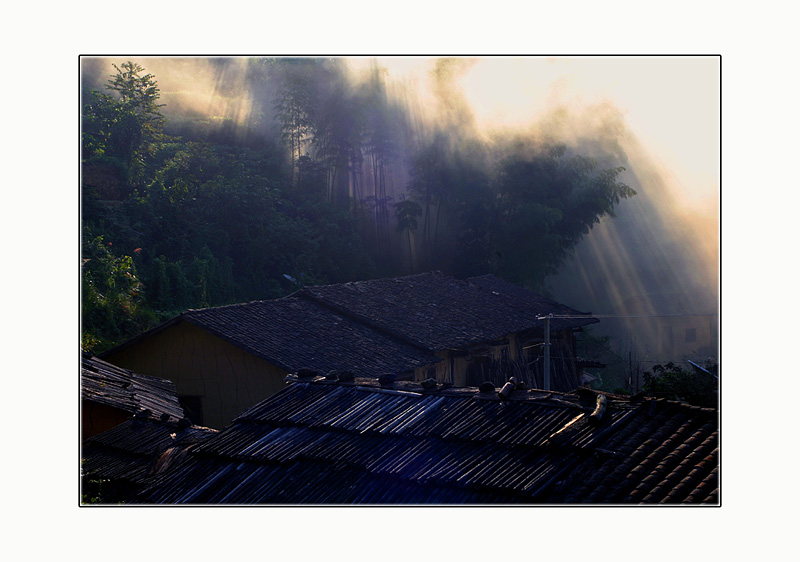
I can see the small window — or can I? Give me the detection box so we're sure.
[685,328,697,343]
[179,395,204,425]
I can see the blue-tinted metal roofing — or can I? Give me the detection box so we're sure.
[130,379,717,505]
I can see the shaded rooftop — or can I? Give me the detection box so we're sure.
[81,353,185,422]
[101,273,597,382]
[181,295,441,377]
[131,377,718,505]
[102,295,442,379]
[82,417,218,503]
[300,271,598,351]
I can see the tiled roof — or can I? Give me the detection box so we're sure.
[81,353,185,421]
[467,274,599,333]
[82,418,217,502]
[132,378,718,505]
[300,272,598,351]
[101,273,594,381]
[180,296,441,378]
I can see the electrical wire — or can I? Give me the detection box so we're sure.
[537,313,718,319]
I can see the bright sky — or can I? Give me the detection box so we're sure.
[469,57,719,196]
[366,56,720,209]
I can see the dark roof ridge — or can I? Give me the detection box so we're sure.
[302,271,598,352]
[182,295,299,314]
[284,377,596,407]
[296,287,437,353]
[288,271,448,299]
[307,270,447,289]
[466,274,596,317]
[284,379,720,419]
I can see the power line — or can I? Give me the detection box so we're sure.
[537,313,718,319]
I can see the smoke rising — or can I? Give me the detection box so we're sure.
[82,56,719,370]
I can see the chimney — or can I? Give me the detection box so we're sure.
[588,394,607,425]
[498,376,518,400]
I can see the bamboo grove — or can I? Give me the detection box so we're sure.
[81,58,635,351]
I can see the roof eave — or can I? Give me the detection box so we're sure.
[98,315,184,359]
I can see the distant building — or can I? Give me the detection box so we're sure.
[94,376,718,505]
[590,291,719,394]
[101,272,598,429]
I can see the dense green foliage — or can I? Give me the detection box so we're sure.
[82,62,166,182]
[81,230,157,351]
[405,137,635,284]
[642,362,718,407]
[81,59,634,352]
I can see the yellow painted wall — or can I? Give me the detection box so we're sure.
[82,402,129,440]
[103,320,288,429]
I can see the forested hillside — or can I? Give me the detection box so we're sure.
[81,59,634,352]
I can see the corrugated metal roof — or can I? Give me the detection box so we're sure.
[128,380,717,505]
[82,417,218,502]
[81,354,185,421]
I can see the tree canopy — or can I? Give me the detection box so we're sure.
[83,62,166,180]
[81,59,635,353]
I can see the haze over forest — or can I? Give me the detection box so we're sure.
[81,56,720,389]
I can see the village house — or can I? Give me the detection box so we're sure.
[83,375,718,504]
[100,272,598,429]
[99,293,440,429]
[609,292,719,363]
[300,272,599,389]
[81,352,186,439]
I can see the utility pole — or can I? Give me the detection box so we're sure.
[544,313,552,391]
